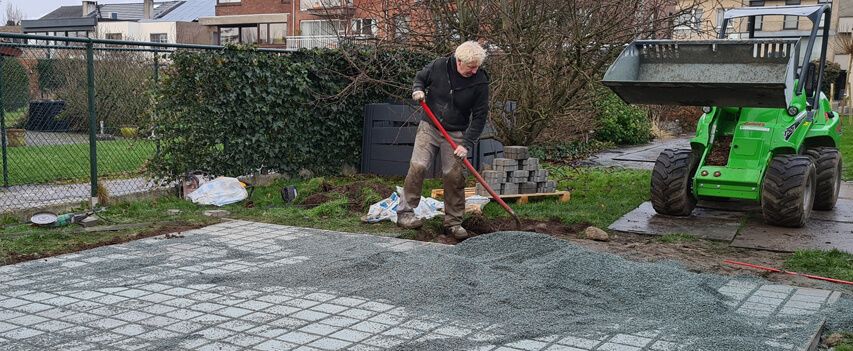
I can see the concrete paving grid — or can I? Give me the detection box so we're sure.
[0,220,841,350]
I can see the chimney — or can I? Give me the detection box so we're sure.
[82,1,97,17]
[144,0,153,20]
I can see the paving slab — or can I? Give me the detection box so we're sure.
[589,137,691,170]
[0,220,846,350]
[732,217,853,253]
[608,202,745,241]
[810,199,853,223]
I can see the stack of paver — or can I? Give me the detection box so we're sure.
[477,146,557,196]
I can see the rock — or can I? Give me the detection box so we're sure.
[533,223,549,233]
[252,173,286,187]
[167,209,182,215]
[298,168,314,179]
[79,216,100,228]
[203,210,230,218]
[583,226,610,242]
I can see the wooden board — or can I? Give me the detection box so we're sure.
[431,187,570,205]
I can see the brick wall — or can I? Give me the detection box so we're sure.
[216,0,293,16]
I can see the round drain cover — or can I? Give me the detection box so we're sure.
[31,212,58,226]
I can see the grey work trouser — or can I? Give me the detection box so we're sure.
[397,120,467,227]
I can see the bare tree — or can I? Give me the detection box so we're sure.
[5,2,24,26]
[337,0,705,145]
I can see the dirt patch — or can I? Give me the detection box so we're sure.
[302,193,335,208]
[706,135,733,166]
[302,181,394,212]
[1,222,209,266]
[414,215,591,245]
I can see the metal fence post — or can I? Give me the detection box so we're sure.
[0,56,7,188]
[86,41,98,207]
[153,53,160,156]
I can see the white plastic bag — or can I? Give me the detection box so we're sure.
[362,186,444,224]
[186,177,248,206]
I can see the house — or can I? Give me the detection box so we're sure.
[198,0,380,49]
[674,0,851,102]
[21,0,216,45]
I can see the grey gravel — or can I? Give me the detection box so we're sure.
[3,222,850,351]
[229,231,853,351]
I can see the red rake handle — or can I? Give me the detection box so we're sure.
[723,260,853,286]
[419,100,520,227]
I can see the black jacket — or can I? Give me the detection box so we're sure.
[413,55,489,151]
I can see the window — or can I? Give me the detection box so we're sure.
[785,0,800,4]
[106,33,122,40]
[749,0,764,6]
[300,20,345,36]
[393,15,411,39]
[220,27,239,44]
[676,8,703,32]
[754,15,763,31]
[217,0,240,3]
[241,26,258,44]
[352,18,376,36]
[819,14,826,28]
[150,33,168,43]
[259,23,286,44]
[784,15,799,30]
[301,0,320,10]
[301,0,348,10]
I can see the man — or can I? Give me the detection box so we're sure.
[396,41,490,240]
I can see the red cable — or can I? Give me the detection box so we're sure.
[723,259,853,286]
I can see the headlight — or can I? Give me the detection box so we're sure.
[787,106,799,116]
[702,106,712,114]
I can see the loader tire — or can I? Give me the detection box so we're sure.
[805,147,841,211]
[651,149,698,216]
[761,155,816,228]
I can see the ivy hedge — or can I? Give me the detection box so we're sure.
[148,46,430,181]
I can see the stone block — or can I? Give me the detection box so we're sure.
[493,164,518,173]
[492,158,516,167]
[511,170,528,179]
[501,183,519,195]
[503,146,529,160]
[530,169,549,182]
[520,182,538,194]
[537,180,556,193]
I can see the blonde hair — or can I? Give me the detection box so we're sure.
[455,41,486,65]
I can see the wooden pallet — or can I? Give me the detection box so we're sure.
[431,187,570,205]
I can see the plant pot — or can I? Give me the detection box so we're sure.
[6,128,25,147]
[120,127,138,139]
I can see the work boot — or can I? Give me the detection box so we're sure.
[445,225,471,240]
[397,212,423,229]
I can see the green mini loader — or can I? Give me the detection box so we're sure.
[603,5,841,227]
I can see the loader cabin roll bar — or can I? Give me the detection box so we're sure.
[720,5,831,109]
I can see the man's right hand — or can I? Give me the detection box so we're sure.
[412,90,425,101]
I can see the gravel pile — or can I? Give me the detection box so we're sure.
[236,231,853,350]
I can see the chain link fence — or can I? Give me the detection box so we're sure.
[0,33,288,213]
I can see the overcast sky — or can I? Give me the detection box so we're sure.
[1,0,142,21]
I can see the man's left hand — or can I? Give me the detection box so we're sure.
[454,145,468,158]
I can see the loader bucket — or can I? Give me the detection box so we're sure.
[602,39,799,108]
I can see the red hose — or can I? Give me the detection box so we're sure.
[419,100,522,229]
[723,259,853,286]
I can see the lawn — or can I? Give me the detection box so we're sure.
[2,139,155,185]
[0,167,650,264]
[841,126,853,180]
